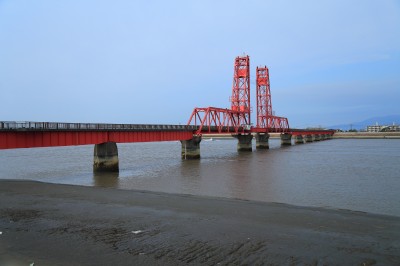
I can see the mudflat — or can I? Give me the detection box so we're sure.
[0,180,399,265]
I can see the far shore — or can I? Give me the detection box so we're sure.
[332,132,400,139]
[1,180,399,265]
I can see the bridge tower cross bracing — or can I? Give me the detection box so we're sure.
[256,66,273,128]
[231,55,251,127]
[255,66,290,133]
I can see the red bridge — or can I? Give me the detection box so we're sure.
[0,122,195,149]
[188,56,290,135]
[0,55,334,172]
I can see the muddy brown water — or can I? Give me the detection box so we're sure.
[1,138,399,216]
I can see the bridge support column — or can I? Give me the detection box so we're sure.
[321,134,327,140]
[93,142,119,172]
[181,136,202,159]
[234,134,253,151]
[294,135,304,144]
[314,134,321,141]
[305,134,313,143]
[255,133,269,149]
[280,133,292,146]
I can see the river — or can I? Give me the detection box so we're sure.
[0,138,399,216]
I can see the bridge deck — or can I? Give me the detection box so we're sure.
[0,121,334,150]
[0,121,196,149]
[0,121,196,132]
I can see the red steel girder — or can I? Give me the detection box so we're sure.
[256,66,273,127]
[290,129,335,136]
[252,116,290,133]
[187,107,250,135]
[231,55,251,127]
[0,130,194,149]
[255,66,290,133]
[187,55,253,135]
[187,55,291,135]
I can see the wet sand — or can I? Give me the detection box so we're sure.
[0,180,399,265]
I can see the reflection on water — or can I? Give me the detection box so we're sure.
[93,171,119,188]
[1,139,400,216]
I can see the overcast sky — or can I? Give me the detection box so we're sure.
[1,0,399,128]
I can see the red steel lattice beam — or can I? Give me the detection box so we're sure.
[187,107,250,135]
[231,55,251,127]
[256,66,273,127]
[188,55,292,135]
[254,66,290,133]
[188,55,252,135]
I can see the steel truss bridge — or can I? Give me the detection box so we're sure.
[1,55,334,152]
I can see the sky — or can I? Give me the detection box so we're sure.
[1,0,399,128]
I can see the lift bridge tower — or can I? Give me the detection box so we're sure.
[187,55,289,137]
[255,66,289,132]
[230,55,251,127]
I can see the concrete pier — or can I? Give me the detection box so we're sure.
[313,134,321,141]
[234,134,253,151]
[294,135,304,144]
[304,134,313,143]
[280,133,292,146]
[181,136,202,159]
[255,133,270,149]
[93,142,119,172]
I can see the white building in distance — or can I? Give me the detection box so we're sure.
[366,122,400,132]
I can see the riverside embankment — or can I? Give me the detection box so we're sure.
[332,132,400,139]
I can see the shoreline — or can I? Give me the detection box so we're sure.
[1,180,399,265]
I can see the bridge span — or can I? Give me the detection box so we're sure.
[1,121,334,172]
[1,54,337,172]
[0,121,195,148]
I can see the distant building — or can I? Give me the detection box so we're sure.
[366,122,400,132]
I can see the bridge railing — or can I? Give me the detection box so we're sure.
[0,121,197,131]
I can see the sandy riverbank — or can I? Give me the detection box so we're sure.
[1,180,399,265]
